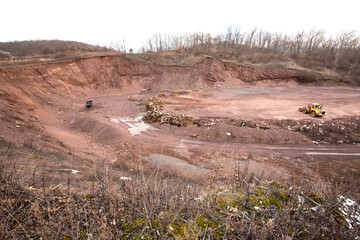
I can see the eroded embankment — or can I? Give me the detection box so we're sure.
[0,56,305,94]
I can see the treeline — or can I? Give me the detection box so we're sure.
[0,40,110,57]
[140,27,360,72]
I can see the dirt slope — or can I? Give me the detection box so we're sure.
[0,56,302,94]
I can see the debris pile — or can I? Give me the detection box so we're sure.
[195,117,270,130]
[143,97,194,127]
[269,117,360,144]
[0,50,14,60]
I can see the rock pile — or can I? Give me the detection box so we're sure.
[195,117,270,130]
[0,50,14,60]
[143,97,194,127]
[268,117,360,144]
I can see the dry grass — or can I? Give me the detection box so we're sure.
[0,40,111,57]
[0,138,359,239]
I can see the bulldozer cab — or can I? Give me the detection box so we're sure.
[312,103,320,109]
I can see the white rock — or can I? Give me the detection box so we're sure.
[194,196,203,201]
[120,176,132,181]
[338,195,360,229]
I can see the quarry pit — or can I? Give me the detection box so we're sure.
[0,55,359,188]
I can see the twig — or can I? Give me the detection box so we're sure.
[0,205,31,239]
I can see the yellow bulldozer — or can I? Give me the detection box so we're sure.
[298,103,326,117]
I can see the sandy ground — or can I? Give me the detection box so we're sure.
[161,87,360,120]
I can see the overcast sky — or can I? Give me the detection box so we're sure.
[1,0,359,51]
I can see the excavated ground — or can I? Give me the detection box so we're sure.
[152,87,360,144]
[0,55,359,190]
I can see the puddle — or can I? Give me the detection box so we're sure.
[110,113,154,136]
[143,154,203,173]
[126,122,152,136]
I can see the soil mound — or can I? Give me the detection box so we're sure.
[70,115,128,146]
[155,122,311,145]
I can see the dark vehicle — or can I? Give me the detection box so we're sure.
[86,100,93,108]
